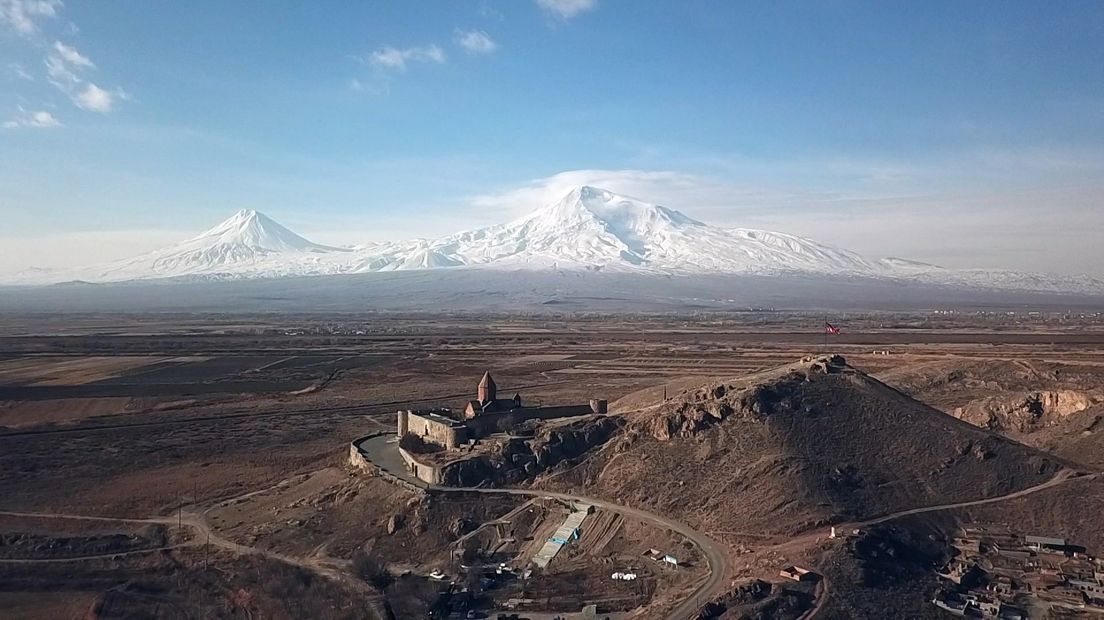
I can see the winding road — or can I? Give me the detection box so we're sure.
[355,432,728,620]
[0,504,362,588]
[434,485,728,620]
[1,450,1092,620]
[795,468,1095,619]
[359,434,1098,619]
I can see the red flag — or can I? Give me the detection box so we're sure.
[824,322,840,335]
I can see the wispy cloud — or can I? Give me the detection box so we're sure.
[51,40,92,67]
[366,44,446,72]
[469,169,729,220]
[44,39,125,113]
[0,0,61,35]
[535,0,597,20]
[455,29,497,55]
[3,107,62,129]
[6,62,34,81]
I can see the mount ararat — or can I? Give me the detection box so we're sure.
[9,186,1102,298]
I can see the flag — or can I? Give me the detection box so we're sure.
[824,321,840,335]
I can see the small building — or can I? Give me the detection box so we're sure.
[986,575,1016,597]
[1067,577,1104,604]
[779,566,818,582]
[1026,535,1068,553]
[965,593,1000,617]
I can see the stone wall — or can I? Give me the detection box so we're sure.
[398,446,446,485]
[399,410,467,449]
[347,433,427,494]
[465,404,599,437]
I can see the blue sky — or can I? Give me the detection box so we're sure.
[2,0,1103,274]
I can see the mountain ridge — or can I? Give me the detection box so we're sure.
[5,185,1103,295]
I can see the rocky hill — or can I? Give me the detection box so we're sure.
[538,355,1066,536]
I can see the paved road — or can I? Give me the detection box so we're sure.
[357,433,728,620]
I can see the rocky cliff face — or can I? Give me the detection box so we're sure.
[954,389,1100,432]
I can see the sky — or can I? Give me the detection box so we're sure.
[1,0,1103,275]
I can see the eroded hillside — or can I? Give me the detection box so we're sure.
[538,355,1065,536]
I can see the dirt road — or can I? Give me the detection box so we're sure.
[799,468,1095,618]
[434,484,728,620]
[0,508,359,587]
[357,432,729,619]
[855,468,1086,528]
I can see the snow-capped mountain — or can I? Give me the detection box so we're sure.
[7,186,1103,295]
[398,185,889,274]
[88,209,351,281]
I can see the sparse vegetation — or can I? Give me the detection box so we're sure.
[351,549,394,590]
[5,314,1104,618]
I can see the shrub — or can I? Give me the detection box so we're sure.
[352,550,393,590]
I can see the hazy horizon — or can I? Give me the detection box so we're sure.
[2,1,1103,276]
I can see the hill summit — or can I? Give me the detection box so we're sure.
[544,355,1065,536]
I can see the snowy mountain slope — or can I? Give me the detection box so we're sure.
[414,185,889,274]
[87,209,352,281]
[7,186,1103,295]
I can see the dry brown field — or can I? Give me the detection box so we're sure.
[2,311,1104,619]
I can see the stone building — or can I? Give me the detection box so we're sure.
[464,371,522,418]
[397,371,608,450]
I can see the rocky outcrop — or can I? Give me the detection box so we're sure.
[641,356,847,441]
[954,389,1100,432]
[438,415,623,487]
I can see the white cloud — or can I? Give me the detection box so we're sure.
[75,82,116,112]
[0,0,61,35]
[42,40,126,113]
[469,169,736,220]
[52,40,93,67]
[367,44,446,72]
[2,107,62,128]
[455,29,497,54]
[45,52,79,87]
[535,0,597,20]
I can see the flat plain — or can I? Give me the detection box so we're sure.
[2,310,1104,619]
